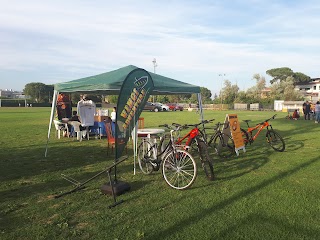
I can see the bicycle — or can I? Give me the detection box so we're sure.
[240,114,285,152]
[137,124,197,190]
[191,120,235,158]
[170,121,215,180]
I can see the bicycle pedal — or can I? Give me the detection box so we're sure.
[152,162,160,171]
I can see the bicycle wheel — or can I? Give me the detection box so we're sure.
[162,149,197,190]
[240,128,249,146]
[266,130,285,152]
[137,140,155,174]
[212,133,235,158]
[197,139,214,180]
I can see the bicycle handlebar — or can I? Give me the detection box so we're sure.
[213,121,229,130]
[258,114,277,125]
[185,119,215,127]
[159,123,186,131]
[160,119,214,131]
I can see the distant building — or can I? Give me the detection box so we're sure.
[294,78,320,102]
[0,89,27,99]
[261,87,271,99]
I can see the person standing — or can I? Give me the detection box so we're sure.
[315,101,320,123]
[303,101,311,120]
[110,107,116,136]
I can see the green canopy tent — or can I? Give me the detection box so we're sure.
[54,65,200,94]
[45,65,204,159]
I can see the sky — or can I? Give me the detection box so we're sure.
[1,0,320,96]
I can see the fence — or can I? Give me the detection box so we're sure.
[250,103,260,111]
[234,103,248,110]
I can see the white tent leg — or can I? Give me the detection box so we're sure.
[132,120,139,175]
[45,90,58,157]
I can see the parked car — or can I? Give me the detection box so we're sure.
[155,102,169,111]
[167,103,184,111]
[143,102,162,112]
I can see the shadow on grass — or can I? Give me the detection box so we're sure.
[215,212,320,239]
[0,142,136,182]
[145,156,320,240]
[208,145,271,181]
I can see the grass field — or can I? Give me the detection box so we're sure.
[1,107,320,239]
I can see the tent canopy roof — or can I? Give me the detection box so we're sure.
[54,65,200,95]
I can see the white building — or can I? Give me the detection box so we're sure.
[294,78,320,102]
[0,89,26,99]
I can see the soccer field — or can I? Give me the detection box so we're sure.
[1,107,319,239]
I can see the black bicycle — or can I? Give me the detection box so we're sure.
[198,121,235,158]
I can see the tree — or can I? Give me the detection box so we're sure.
[293,72,310,83]
[234,91,249,103]
[200,87,212,102]
[269,76,303,100]
[23,82,47,102]
[266,67,310,84]
[220,80,239,104]
[43,85,54,102]
[282,76,304,100]
[106,95,118,104]
[189,87,213,103]
[246,74,266,101]
[266,67,294,84]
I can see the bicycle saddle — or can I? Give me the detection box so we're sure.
[243,120,251,123]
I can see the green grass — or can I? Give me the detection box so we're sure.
[1,107,320,239]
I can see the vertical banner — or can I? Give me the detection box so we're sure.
[226,114,246,155]
[115,69,154,160]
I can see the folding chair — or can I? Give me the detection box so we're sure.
[53,120,69,139]
[69,121,83,141]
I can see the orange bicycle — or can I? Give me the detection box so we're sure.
[240,114,285,152]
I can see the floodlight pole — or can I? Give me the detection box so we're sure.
[152,58,157,102]
[219,74,226,110]
[152,58,157,74]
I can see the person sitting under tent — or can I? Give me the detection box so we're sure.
[64,111,86,137]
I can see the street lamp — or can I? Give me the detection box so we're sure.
[219,74,226,109]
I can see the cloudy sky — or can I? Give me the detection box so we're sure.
[1,0,320,96]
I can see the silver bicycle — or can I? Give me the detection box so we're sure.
[137,124,197,190]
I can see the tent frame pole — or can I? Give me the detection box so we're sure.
[45,90,58,157]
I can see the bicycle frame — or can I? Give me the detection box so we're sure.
[174,119,214,147]
[243,114,277,143]
[246,122,270,142]
[141,127,178,164]
[176,127,199,147]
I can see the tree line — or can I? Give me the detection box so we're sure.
[214,67,309,105]
[22,67,310,104]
